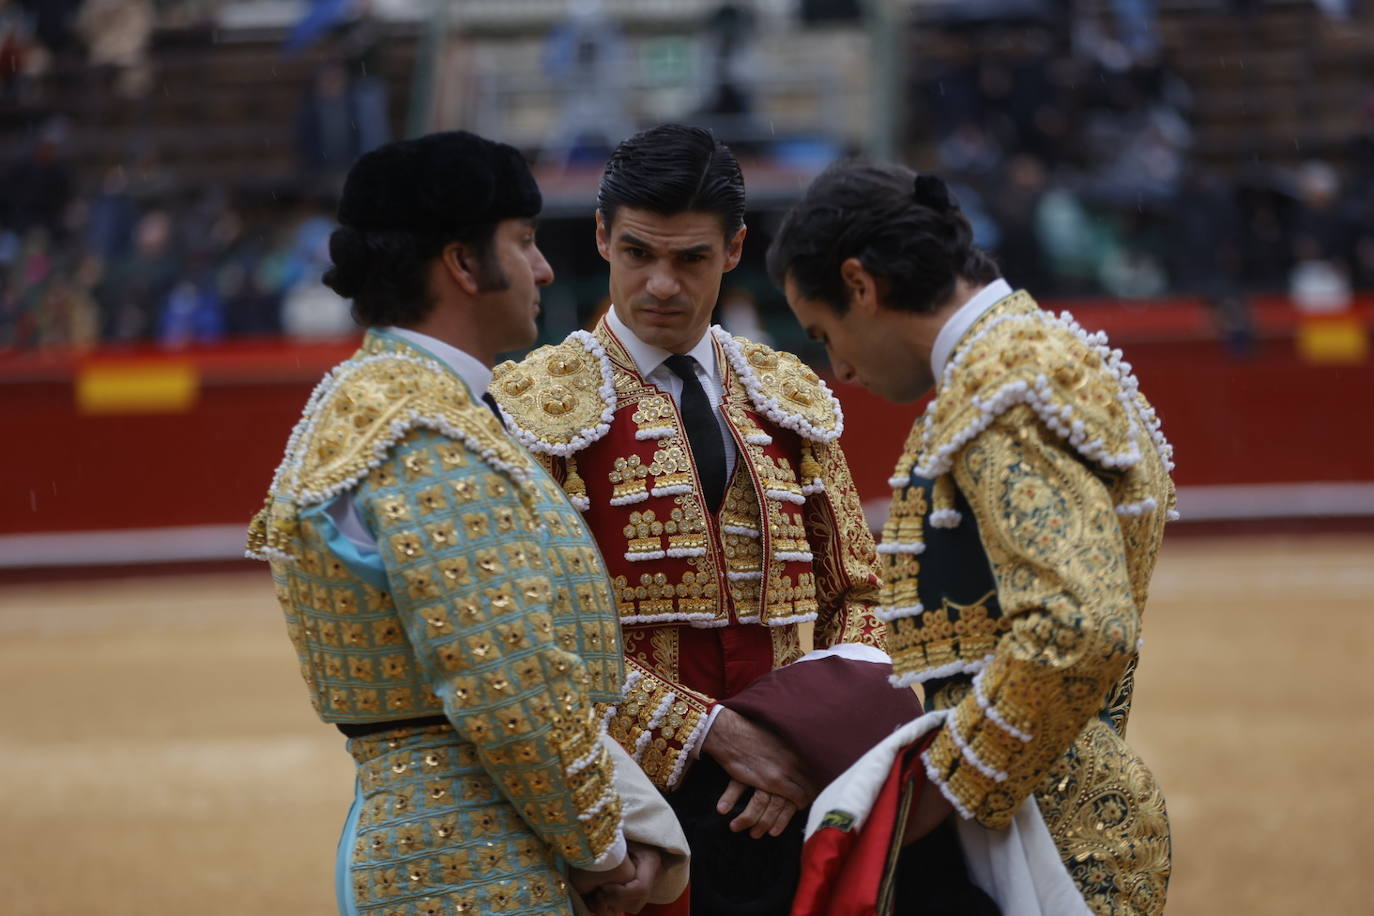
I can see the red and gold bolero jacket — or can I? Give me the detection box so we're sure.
[494,319,885,789]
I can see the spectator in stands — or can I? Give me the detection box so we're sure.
[0,119,73,243]
[989,153,1052,292]
[18,0,81,64]
[35,252,100,350]
[1170,167,1253,356]
[296,61,359,185]
[94,208,179,342]
[1289,160,1353,312]
[75,0,153,98]
[0,0,46,99]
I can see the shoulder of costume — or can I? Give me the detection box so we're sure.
[490,329,618,456]
[915,291,1174,478]
[711,326,844,443]
[271,333,533,508]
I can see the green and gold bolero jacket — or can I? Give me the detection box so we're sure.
[879,292,1175,915]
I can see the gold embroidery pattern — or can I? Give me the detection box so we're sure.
[491,333,612,452]
[601,654,713,790]
[802,438,885,649]
[347,725,577,915]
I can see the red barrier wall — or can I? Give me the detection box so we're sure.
[3,298,1372,536]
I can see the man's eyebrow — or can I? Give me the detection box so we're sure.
[615,232,712,258]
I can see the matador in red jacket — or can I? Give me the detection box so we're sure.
[493,125,887,916]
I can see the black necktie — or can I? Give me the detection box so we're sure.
[664,354,726,514]
[480,391,508,430]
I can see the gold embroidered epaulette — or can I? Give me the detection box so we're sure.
[492,330,617,457]
[913,293,1174,481]
[711,327,844,443]
[246,347,533,560]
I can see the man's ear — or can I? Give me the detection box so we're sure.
[839,257,879,316]
[594,210,612,263]
[440,242,482,296]
[722,223,747,273]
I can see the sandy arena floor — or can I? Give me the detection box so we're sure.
[1,533,1370,914]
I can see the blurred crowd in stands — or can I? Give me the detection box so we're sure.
[3,0,1374,353]
[909,6,1374,346]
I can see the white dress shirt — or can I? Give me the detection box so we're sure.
[930,278,1014,383]
[604,307,739,483]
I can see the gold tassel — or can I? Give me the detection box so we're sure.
[564,455,589,505]
[930,474,962,528]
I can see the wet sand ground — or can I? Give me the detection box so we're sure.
[1,533,1369,914]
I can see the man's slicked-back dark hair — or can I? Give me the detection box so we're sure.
[766,161,1000,316]
[597,124,746,237]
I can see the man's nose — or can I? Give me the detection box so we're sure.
[532,245,554,286]
[645,266,681,300]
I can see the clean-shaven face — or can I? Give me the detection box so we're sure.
[783,274,936,403]
[597,207,745,354]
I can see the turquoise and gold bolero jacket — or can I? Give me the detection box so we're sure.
[247,331,626,912]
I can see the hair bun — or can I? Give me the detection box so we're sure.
[913,174,953,213]
[323,227,370,298]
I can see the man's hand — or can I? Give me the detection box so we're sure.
[569,853,636,898]
[701,706,814,837]
[581,842,662,915]
[714,778,799,839]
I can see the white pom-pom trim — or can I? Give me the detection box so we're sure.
[774,550,814,563]
[722,524,761,539]
[726,570,764,581]
[624,550,666,562]
[765,488,807,506]
[635,427,676,440]
[668,713,712,789]
[921,749,975,820]
[713,326,844,443]
[874,603,924,621]
[972,669,1033,743]
[928,509,962,528]
[1115,497,1158,517]
[609,492,649,506]
[665,547,708,558]
[889,654,994,688]
[945,713,1009,783]
[876,541,926,555]
[915,310,1175,479]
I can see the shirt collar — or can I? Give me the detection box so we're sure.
[604,306,719,382]
[383,326,493,398]
[930,278,1014,382]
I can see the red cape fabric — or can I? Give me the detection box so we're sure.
[790,739,929,916]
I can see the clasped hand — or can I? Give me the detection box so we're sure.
[569,842,662,915]
[701,706,816,839]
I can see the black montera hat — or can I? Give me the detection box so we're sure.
[337,131,541,233]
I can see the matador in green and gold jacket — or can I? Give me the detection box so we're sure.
[247,330,628,915]
[877,286,1176,915]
